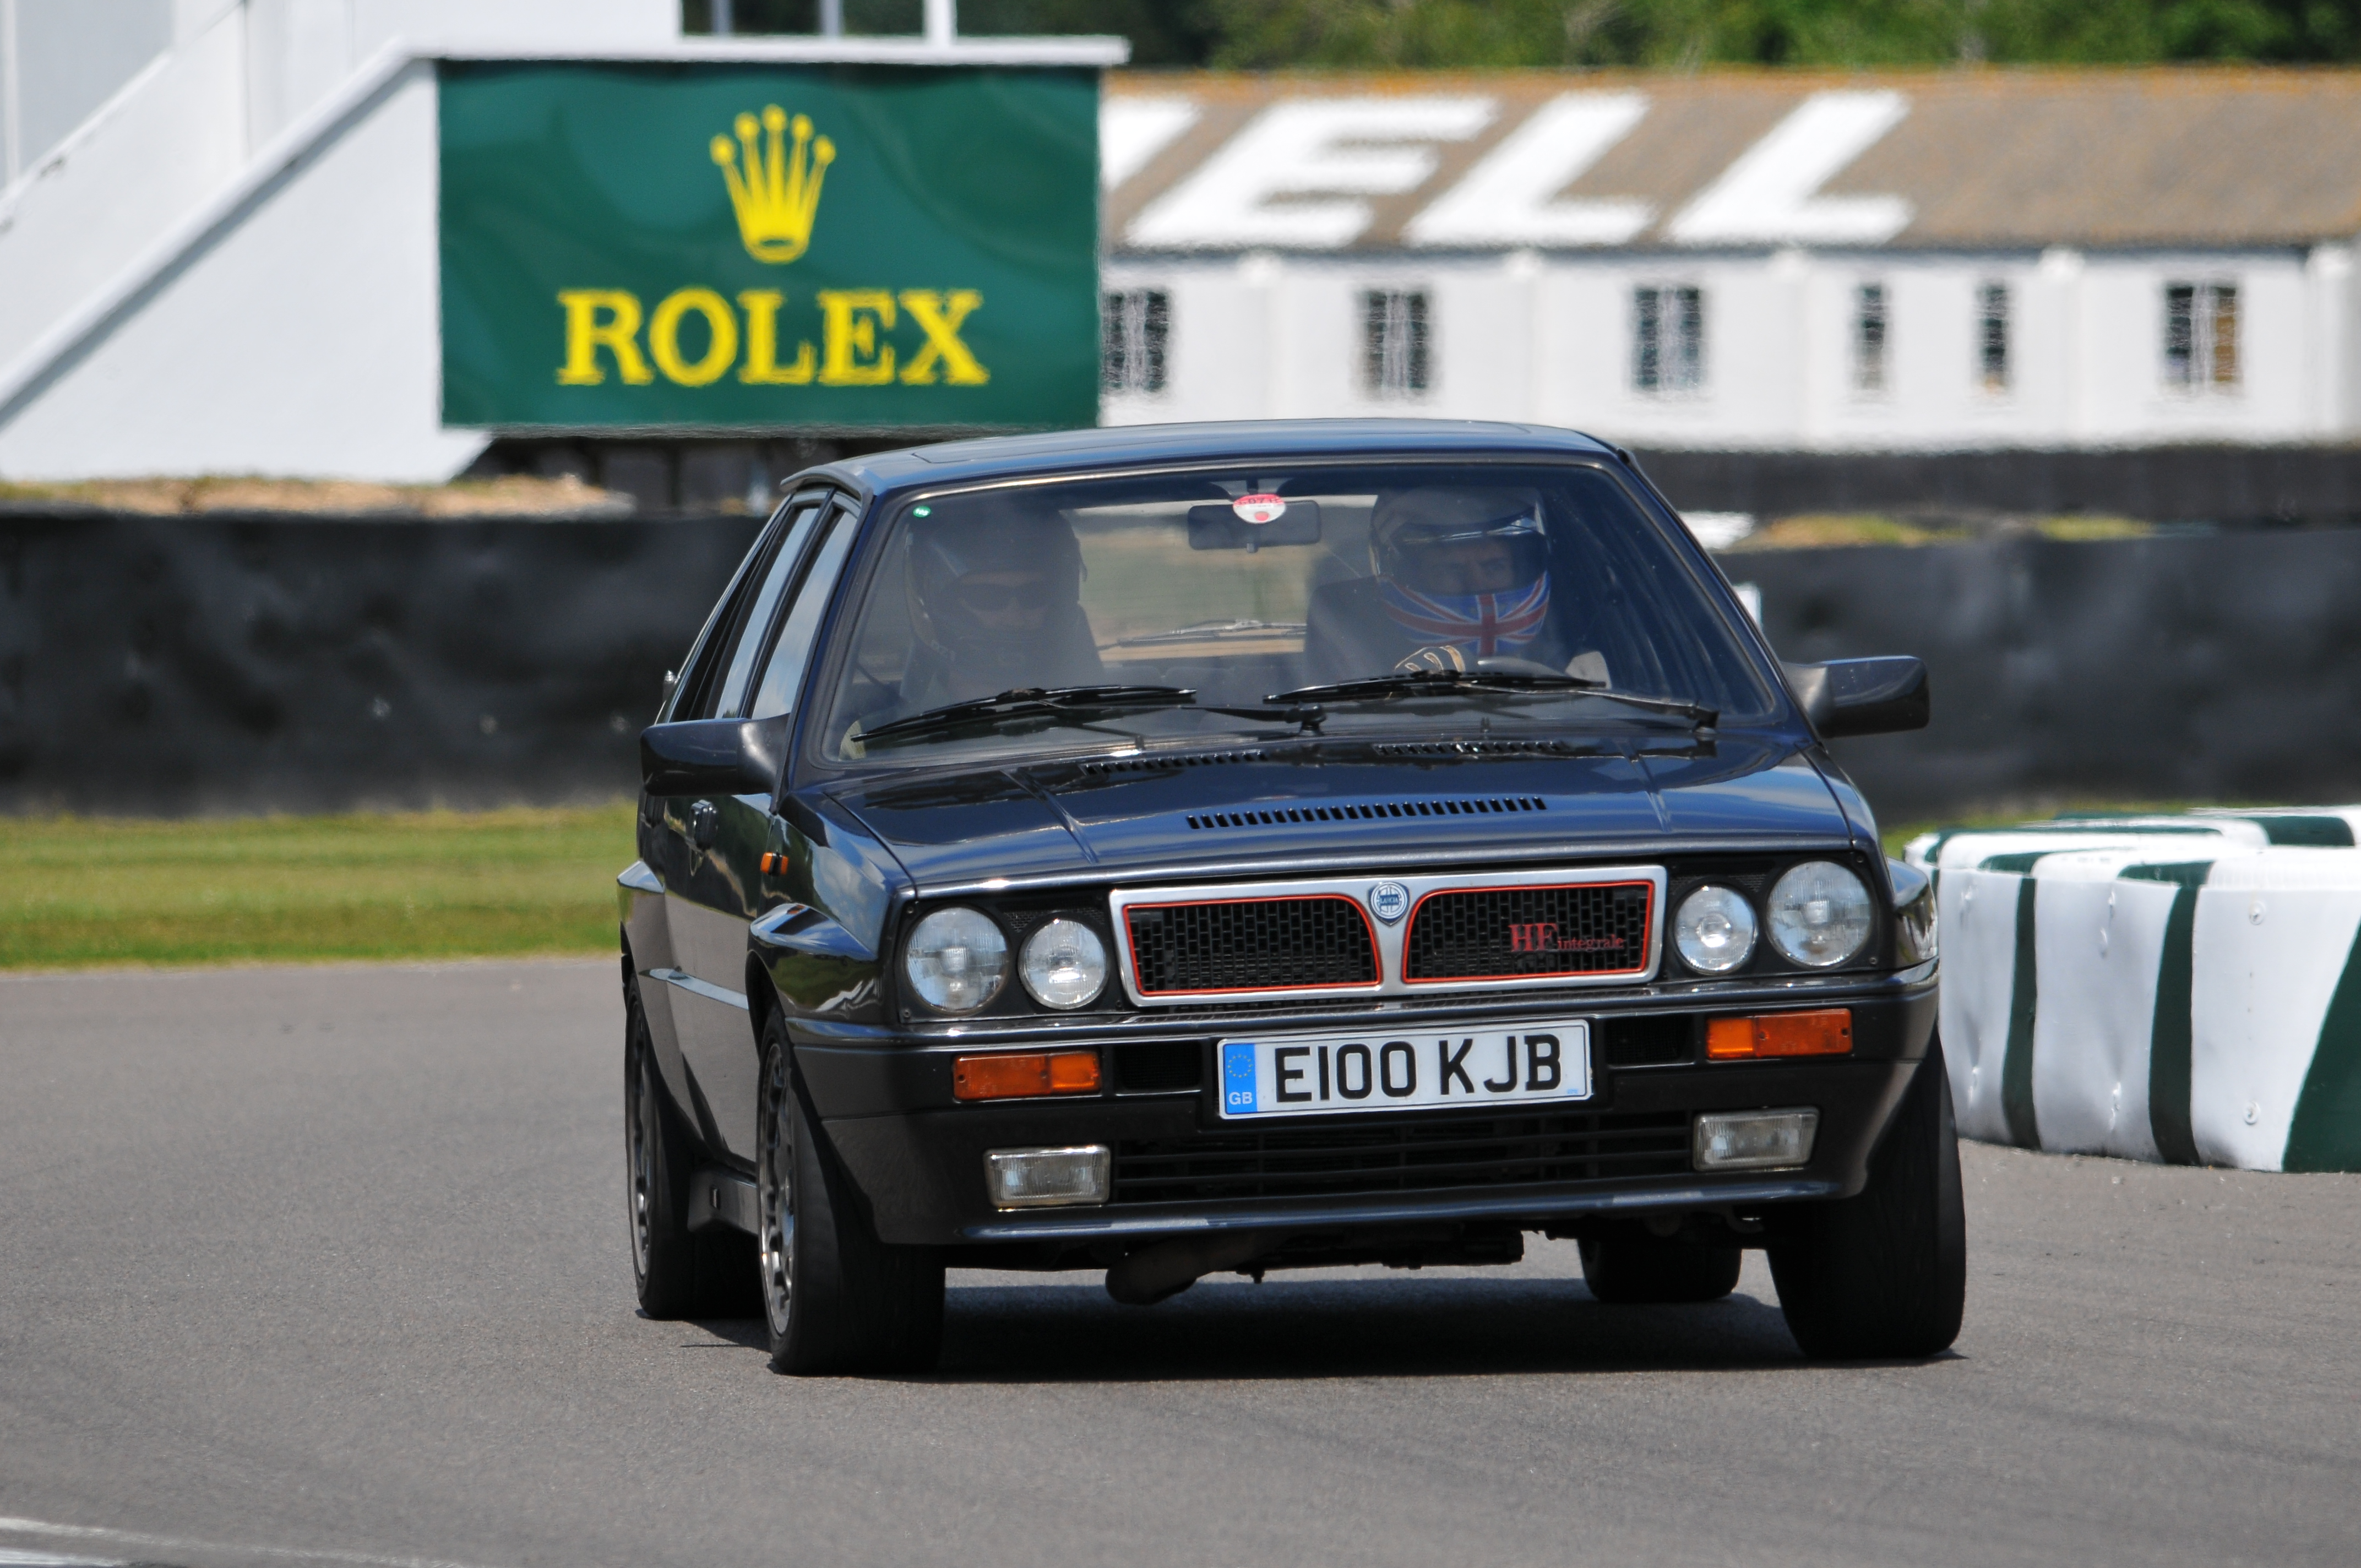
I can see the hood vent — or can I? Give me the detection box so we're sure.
[1186,796,1548,831]
[1371,739,1595,759]
[1078,749,1266,778]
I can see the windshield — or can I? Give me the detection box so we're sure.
[815,460,1775,766]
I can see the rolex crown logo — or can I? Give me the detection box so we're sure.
[710,105,835,264]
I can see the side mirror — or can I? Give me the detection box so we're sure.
[640,715,790,797]
[1784,656,1929,738]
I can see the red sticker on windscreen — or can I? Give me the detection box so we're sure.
[1232,493,1288,525]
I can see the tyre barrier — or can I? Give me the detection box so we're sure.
[1903,810,2361,1171]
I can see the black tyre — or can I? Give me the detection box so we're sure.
[1769,1042,1967,1359]
[1578,1233,1743,1303]
[625,963,757,1319]
[756,1013,944,1375]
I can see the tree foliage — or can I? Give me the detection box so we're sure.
[691,0,2361,66]
[1192,0,2361,68]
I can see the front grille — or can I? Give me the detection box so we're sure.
[1114,1039,1204,1092]
[1602,1012,1697,1066]
[1126,897,1378,994]
[1112,1109,1693,1204]
[1405,882,1653,982]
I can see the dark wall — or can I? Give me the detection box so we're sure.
[0,508,763,815]
[1634,444,2361,526]
[7,506,2360,820]
[1736,529,2361,819]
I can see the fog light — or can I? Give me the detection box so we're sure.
[984,1145,1111,1208]
[954,1049,1102,1101]
[1694,1109,1819,1171]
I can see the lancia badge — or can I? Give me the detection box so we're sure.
[1368,881,1410,924]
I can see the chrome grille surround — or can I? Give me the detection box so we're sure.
[1107,865,1667,1006]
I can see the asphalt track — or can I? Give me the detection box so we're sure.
[2,960,2355,1568]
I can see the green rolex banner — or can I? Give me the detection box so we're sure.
[438,62,1101,432]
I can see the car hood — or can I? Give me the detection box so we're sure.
[826,735,1853,891]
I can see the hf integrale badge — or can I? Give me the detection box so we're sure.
[436,63,1100,432]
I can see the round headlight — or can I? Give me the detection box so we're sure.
[1673,884,1758,973]
[1767,862,1874,968]
[902,907,1008,1013]
[1019,917,1108,1010]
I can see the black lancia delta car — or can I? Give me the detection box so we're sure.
[618,420,1955,1374]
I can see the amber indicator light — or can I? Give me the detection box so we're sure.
[759,852,790,874]
[953,1050,1103,1101]
[1707,1008,1853,1060]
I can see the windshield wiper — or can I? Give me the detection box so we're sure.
[1264,669,1717,727]
[857,685,1204,747]
[857,684,1325,749]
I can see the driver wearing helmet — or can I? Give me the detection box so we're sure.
[895,497,1104,714]
[1303,486,1607,683]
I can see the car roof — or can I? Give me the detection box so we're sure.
[803,419,1628,499]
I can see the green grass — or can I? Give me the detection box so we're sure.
[0,804,638,970]
[1724,513,2153,551]
[1,797,2277,968]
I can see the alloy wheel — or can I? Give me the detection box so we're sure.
[758,1047,796,1338]
[626,1046,657,1283]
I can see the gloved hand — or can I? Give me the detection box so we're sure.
[1393,644,1472,674]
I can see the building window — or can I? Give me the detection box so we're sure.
[2165,282,2238,390]
[1361,289,1430,398]
[1977,282,2010,393]
[1633,285,1704,394]
[1852,282,1889,394]
[1102,289,1169,395]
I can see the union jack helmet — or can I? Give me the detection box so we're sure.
[1369,487,1549,591]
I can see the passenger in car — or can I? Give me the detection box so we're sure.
[899,499,1106,710]
[1302,486,1609,684]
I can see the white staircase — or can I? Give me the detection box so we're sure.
[0,0,679,481]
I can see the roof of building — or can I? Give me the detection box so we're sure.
[1103,68,2361,254]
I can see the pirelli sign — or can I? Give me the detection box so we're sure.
[437,63,1101,433]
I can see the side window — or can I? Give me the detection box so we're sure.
[664,523,780,722]
[706,501,826,718]
[747,502,861,720]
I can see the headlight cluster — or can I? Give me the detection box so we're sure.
[902,907,1109,1014]
[1673,884,1758,972]
[1672,861,1879,973]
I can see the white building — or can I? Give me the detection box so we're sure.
[6,31,2361,482]
[1100,71,2361,451]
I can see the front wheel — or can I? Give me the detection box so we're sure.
[757,1014,944,1375]
[1769,1041,1967,1359]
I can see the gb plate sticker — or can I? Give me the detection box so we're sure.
[1222,1040,1260,1114]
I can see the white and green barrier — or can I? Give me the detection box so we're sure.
[1905,810,2361,1172]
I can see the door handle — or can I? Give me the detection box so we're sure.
[688,799,719,850]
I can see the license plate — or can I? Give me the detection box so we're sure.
[1217,1021,1592,1120]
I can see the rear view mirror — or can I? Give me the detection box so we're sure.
[640,715,790,796]
[1187,500,1321,550]
[1785,656,1929,738]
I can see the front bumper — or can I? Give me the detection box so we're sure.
[799,972,1938,1250]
